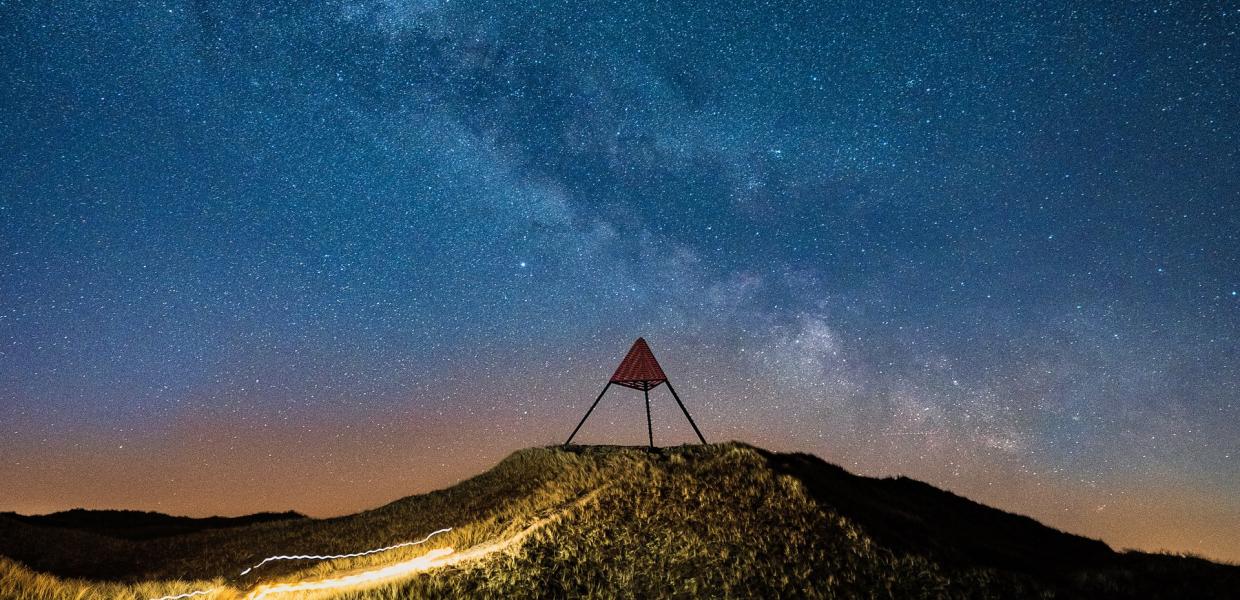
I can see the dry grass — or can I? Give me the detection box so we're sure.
[1,443,1236,599]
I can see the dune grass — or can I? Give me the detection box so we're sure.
[1,443,1236,599]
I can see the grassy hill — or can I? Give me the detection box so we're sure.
[1,443,1235,599]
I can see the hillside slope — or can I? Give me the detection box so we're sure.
[1,443,1235,599]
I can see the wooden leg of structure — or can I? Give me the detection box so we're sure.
[565,382,612,446]
[644,388,654,448]
[664,380,707,444]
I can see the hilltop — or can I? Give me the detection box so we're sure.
[1,443,1235,599]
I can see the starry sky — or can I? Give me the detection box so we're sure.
[1,0,1238,562]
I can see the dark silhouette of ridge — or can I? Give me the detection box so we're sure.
[0,508,305,540]
[761,449,1114,578]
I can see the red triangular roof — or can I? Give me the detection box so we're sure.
[609,338,668,390]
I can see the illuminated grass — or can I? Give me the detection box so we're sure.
[2,443,1236,599]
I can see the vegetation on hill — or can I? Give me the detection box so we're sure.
[1,443,1235,599]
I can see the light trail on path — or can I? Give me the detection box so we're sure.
[148,590,217,600]
[146,488,602,600]
[241,490,605,599]
[239,528,453,575]
[243,514,556,599]
[143,527,452,600]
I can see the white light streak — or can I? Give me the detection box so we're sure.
[242,489,604,599]
[143,489,597,600]
[238,527,453,575]
[244,547,456,600]
[144,528,453,600]
[148,589,217,600]
[243,513,560,599]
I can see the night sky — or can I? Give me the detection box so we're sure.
[1,1,1237,562]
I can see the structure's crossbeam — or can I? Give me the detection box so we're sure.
[613,379,664,391]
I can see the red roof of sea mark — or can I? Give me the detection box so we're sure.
[609,337,668,389]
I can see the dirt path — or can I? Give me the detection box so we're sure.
[242,489,601,599]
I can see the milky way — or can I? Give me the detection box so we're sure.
[1,1,1237,562]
